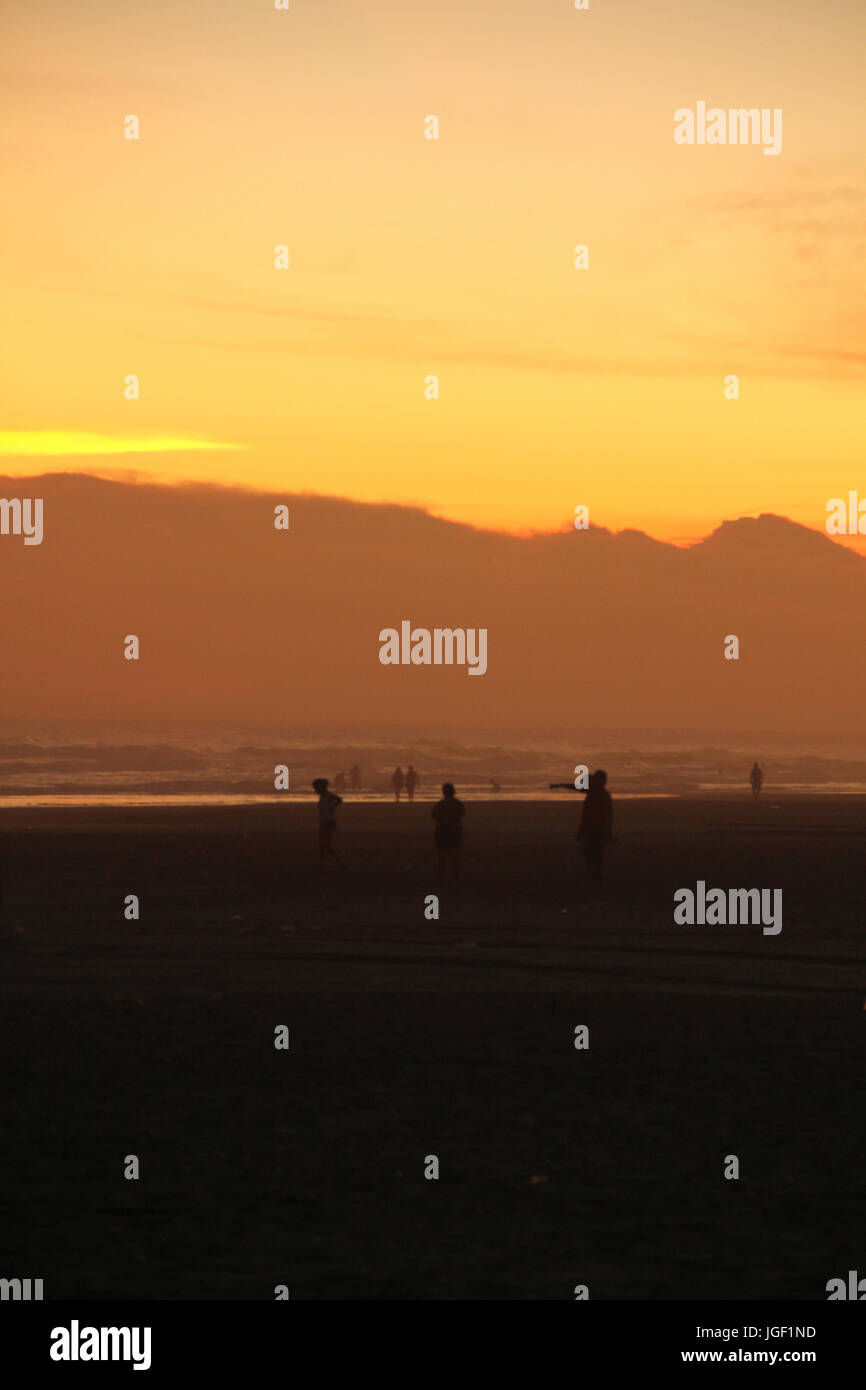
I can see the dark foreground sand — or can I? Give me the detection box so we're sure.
[0,796,863,1300]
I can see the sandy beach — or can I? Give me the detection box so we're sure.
[1,795,863,1300]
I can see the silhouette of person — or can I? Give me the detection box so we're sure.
[432,782,464,884]
[577,769,613,884]
[349,764,362,792]
[750,762,763,799]
[391,766,405,802]
[334,771,347,793]
[312,778,343,867]
[406,765,420,801]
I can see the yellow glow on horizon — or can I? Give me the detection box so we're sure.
[0,432,245,457]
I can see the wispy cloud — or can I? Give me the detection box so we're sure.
[684,182,866,235]
[0,432,245,457]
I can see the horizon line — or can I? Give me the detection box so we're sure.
[1,464,864,555]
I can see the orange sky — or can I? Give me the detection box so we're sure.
[1,0,863,545]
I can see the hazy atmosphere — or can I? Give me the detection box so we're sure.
[1,0,864,1332]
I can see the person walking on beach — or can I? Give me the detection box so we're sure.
[432,782,464,885]
[391,766,405,802]
[312,778,343,868]
[750,761,763,799]
[406,765,420,802]
[334,770,347,793]
[349,764,362,792]
[577,769,613,884]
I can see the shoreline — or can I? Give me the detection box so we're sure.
[1,788,864,812]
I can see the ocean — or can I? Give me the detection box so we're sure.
[1,720,865,804]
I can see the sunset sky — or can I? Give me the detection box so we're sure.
[1,0,863,543]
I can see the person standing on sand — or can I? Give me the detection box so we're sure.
[432,782,464,885]
[312,778,343,868]
[578,769,613,884]
[406,765,420,802]
[750,762,763,799]
[349,764,362,792]
[391,766,405,802]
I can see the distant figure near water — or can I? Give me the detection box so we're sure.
[432,782,464,884]
[333,770,347,793]
[349,764,362,792]
[578,769,613,884]
[312,778,343,868]
[391,766,405,802]
[406,765,420,801]
[750,762,763,799]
